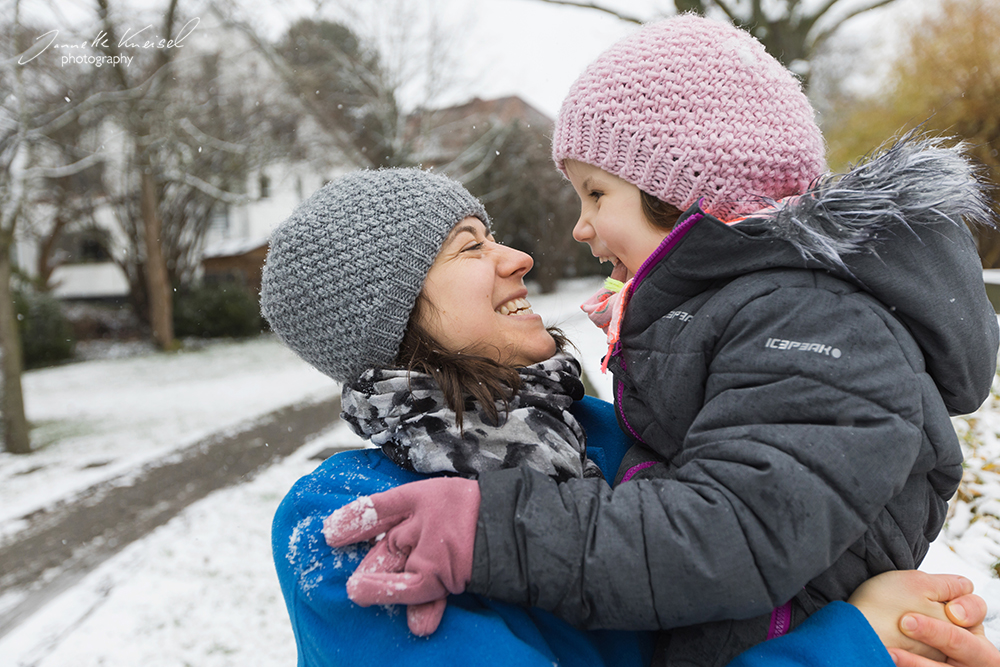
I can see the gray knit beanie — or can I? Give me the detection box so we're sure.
[260,168,489,383]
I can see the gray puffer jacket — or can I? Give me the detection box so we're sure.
[468,138,999,665]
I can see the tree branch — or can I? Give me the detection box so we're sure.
[530,0,644,24]
[179,118,248,155]
[24,152,105,179]
[30,86,146,138]
[708,0,743,26]
[163,169,248,205]
[801,0,843,30]
[209,2,373,168]
[808,0,899,51]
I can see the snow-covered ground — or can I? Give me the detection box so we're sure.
[1,278,999,666]
[0,336,338,538]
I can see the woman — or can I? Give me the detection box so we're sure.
[261,167,653,666]
[264,167,996,667]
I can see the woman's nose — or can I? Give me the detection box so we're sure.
[498,244,533,277]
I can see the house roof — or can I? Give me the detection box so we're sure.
[202,237,268,259]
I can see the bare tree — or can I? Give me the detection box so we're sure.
[101,46,297,325]
[1,5,110,453]
[91,0,187,349]
[213,0,467,169]
[30,76,108,292]
[92,1,301,346]
[530,0,900,83]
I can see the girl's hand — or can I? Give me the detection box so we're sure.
[322,477,481,636]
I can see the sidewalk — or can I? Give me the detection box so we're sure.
[0,393,342,641]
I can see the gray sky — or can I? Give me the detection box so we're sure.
[359,0,923,119]
[21,0,924,120]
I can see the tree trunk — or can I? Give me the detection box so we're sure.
[141,171,174,349]
[37,211,69,291]
[0,237,31,454]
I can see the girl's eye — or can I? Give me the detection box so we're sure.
[589,190,603,201]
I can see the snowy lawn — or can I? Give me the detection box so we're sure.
[0,336,336,537]
[1,278,999,665]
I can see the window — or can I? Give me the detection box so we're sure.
[53,229,112,264]
[211,205,230,236]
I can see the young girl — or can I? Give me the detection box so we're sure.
[325,15,1000,666]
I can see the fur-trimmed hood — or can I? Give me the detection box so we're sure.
[657,136,999,414]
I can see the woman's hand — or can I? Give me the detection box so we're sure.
[322,477,481,636]
[848,570,961,659]
[848,570,999,665]
[889,593,998,667]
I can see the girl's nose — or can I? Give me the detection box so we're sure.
[572,216,591,243]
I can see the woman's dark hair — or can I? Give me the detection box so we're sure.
[640,190,684,231]
[395,294,568,428]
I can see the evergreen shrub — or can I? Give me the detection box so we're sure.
[14,290,76,368]
[173,281,263,338]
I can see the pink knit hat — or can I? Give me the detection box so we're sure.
[553,15,826,221]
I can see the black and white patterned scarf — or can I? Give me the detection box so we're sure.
[341,353,602,482]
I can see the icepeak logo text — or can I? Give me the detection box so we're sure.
[765,337,842,358]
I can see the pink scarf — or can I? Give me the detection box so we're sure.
[581,275,632,373]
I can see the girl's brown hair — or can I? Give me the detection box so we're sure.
[395,294,568,428]
[640,191,684,231]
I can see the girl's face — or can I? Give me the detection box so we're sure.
[418,217,557,367]
[565,160,670,279]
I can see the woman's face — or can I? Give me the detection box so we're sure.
[565,160,670,280]
[418,217,557,367]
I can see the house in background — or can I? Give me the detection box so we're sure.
[407,96,553,170]
[46,230,130,300]
[198,165,341,295]
[197,94,555,295]
[14,10,363,304]
[14,4,552,306]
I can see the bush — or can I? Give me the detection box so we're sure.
[14,290,76,368]
[173,281,263,338]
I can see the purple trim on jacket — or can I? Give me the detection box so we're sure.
[616,369,644,443]
[767,602,793,640]
[621,461,658,483]
[628,209,705,295]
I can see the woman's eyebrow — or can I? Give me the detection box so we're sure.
[445,224,482,244]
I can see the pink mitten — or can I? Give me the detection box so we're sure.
[581,285,617,333]
[581,261,628,333]
[323,477,480,635]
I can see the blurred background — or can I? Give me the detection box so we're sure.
[3,0,1000,663]
[3,0,999,402]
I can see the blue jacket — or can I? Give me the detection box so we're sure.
[272,395,655,666]
[729,602,893,667]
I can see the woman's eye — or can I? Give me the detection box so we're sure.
[462,242,485,252]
